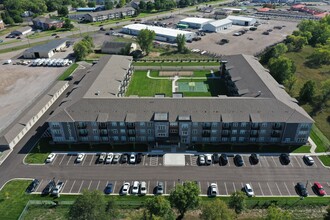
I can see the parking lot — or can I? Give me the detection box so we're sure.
[38,153,329,196]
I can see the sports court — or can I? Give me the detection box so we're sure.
[177,81,208,92]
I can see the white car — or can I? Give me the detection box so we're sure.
[52,181,64,196]
[140,181,147,195]
[46,153,56,163]
[4,59,12,64]
[76,153,85,163]
[205,154,212,165]
[105,153,113,164]
[122,182,130,195]
[303,155,315,165]
[244,183,254,197]
[132,181,140,194]
[129,153,136,164]
[209,183,218,196]
[199,155,205,165]
[112,154,120,163]
[99,152,106,163]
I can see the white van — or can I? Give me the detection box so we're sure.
[4,59,12,64]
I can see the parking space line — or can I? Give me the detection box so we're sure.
[113,181,116,193]
[258,182,264,196]
[190,156,192,166]
[294,156,302,167]
[62,180,68,192]
[284,182,291,195]
[142,155,146,166]
[271,157,277,167]
[59,154,65,166]
[267,182,273,195]
[89,155,94,166]
[88,180,92,190]
[51,155,58,165]
[224,182,228,195]
[96,180,100,190]
[232,182,236,192]
[148,181,150,194]
[165,181,167,194]
[263,157,269,167]
[290,161,293,167]
[69,180,76,193]
[275,182,281,196]
[81,156,86,166]
[227,159,230,167]
[35,179,43,192]
[78,181,84,193]
[66,156,72,166]
[198,181,201,193]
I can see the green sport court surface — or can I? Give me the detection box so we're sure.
[178,81,208,92]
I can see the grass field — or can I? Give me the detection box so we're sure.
[134,61,219,66]
[0,40,49,54]
[177,78,227,97]
[318,155,330,166]
[25,138,148,164]
[57,63,78,80]
[311,125,330,153]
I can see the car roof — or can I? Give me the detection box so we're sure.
[245,184,252,189]
[314,182,322,187]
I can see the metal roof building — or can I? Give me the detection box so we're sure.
[23,39,67,58]
[179,17,214,29]
[121,24,195,42]
[227,15,257,26]
[202,19,232,32]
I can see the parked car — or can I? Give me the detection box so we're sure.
[105,153,113,164]
[244,183,254,197]
[212,153,220,163]
[76,153,85,163]
[46,153,56,163]
[26,179,40,193]
[234,154,244,167]
[132,181,140,194]
[104,183,113,194]
[220,154,228,165]
[136,153,143,164]
[262,31,269,35]
[113,154,120,163]
[250,153,259,164]
[121,154,128,163]
[121,182,130,195]
[303,155,314,165]
[313,182,326,196]
[98,152,106,163]
[52,181,64,196]
[156,182,164,194]
[130,153,136,164]
[209,183,218,197]
[205,154,212,165]
[198,155,205,165]
[3,59,12,65]
[296,182,308,197]
[140,181,147,195]
[280,153,290,165]
[42,180,56,195]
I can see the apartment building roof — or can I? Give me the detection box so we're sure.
[48,55,313,124]
[86,7,135,17]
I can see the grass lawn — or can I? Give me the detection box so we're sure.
[57,63,79,80]
[177,78,227,97]
[318,155,330,166]
[25,138,148,164]
[23,205,70,220]
[27,28,78,40]
[292,145,311,153]
[125,70,172,97]
[311,125,330,153]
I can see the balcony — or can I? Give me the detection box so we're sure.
[250,131,259,137]
[127,130,136,136]
[98,123,107,129]
[251,124,260,130]
[78,130,88,137]
[100,130,108,137]
[272,124,282,130]
[221,130,230,137]
[222,124,231,130]
[77,123,87,129]
[202,131,211,137]
[271,131,281,137]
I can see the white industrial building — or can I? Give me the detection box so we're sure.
[227,15,256,26]
[23,39,67,59]
[121,24,195,43]
[202,19,232,32]
[179,17,214,29]
[11,26,32,36]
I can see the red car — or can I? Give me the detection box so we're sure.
[314,182,326,196]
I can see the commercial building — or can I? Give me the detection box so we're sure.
[23,39,67,59]
[202,19,232,32]
[101,41,137,55]
[179,17,214,29]
[121,24,195,42]
[47,55,313,150]
[82,7,136,22]
[11,26,32,36]
[32,17,64,30]
[227,15,256,26]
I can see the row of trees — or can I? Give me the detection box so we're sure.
[73,35,94,61]
[138,0,176,13]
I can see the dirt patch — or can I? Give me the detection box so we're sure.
[159,71,193,76]
[148,52,161,57]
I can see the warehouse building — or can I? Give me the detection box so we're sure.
[202,19,232,32]
[11,26,32,36]
[47,55,314,150]
[179,17,214,29]
[227,15,256,26]
[121,24,195,42]
[23,39,67,59]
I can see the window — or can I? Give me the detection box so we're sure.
[211,137,217,142]
[122,136,127,141]
[259,137,265,142]
[112,129,118,134]
[239,137,245,142]
[231,137,237,142]
[181,124,189,129]
[211,130,217,134]
[147,122,153,127]
[192,129,198,135]
[93,129,98,134]
[233,122,238,127]
[157,125,166,130]
[239,130,246,135]
[202,137,209,142]
[193,122,199,127]
[139,122,145,127]
[94,136,100,141]
[91,122,97,127]
[147,129,153,134]
[111,122,117,127]
[262,123,267,128]
[232,130,237,135]
[181,137,188,143]
[221,137,228,142]
[260,130,267,135]
[120,129,126,134]
[113,136,119,141]
[182,131,188,135]
[212,122,218,127]
[140,136,146,141]
[241,122,247,127]
[119,122,125,127]
[170,122,178,126]
[140,129,146,134]
[192,137,197,142]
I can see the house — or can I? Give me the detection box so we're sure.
[202,19,232,32]
[82,7,136,22]
[32,17,64,30]
[11,26,32,36]
[101,41,137,54]
[0,20,4,30]
[23,39,68,58]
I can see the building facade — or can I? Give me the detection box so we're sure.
[47,55,314,149]
[179,17,214,29]
[227,15,256,26]
[23,39,67,58]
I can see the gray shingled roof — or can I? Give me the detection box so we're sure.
[24,39,67,53]
[87,7,135,17]
[47,55,314,124]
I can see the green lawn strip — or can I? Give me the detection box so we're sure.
[25,138,149,164]
[0,40,49,54]
[318,155,330,166]
[57,63,79,80]
[292,145,311,153]
[23,205,70,220]
[125,70,172,97]
[311,125,330,153]
[0,39,20,46]
[134,62,219,66]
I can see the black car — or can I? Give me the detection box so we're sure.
[234,154,244,167]
[280,153,290,165]
[136,153,143,164]
[42,180,56,195]
[121,154,128,163]
[212,153,220,164]
[26,179,40,193]
[296,182,308,197]
[250,153,259,164]
[220,154,228,165]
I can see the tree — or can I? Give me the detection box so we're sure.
[88,1,96,7]
[118,0,126,8]
[145,196,175,220]
[68,190,107,220]
[63,18,74,30]
[176,34,186,53]
[268,56,296,84]
[105,197,119,219]
[146,1,154,12]
[324,205,330,220]
[286,35,307,52]
[299,80,316,103]
[74,36,94,61]
[139,0,146,11]
[309,40,330,66]
[266,204,292,220]
[200,199,234,220]
[105,0,114,10]
[169,181,200,219]
[229,191,246,214]
[136,29,155,55]
[58,6,69,17]
[260,43,287,65]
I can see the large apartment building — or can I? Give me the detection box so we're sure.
[48,55,313,149]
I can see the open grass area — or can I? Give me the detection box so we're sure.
[57,63,79,80]
[177,78,227,97]
[25,138,148,164]
[311,125,330,153]
[135,61,219,66]
[23,205,70,220]
[125,70,172,97]
[0,25,25,36]
[318,155,330,166]
[292,145,311,153]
